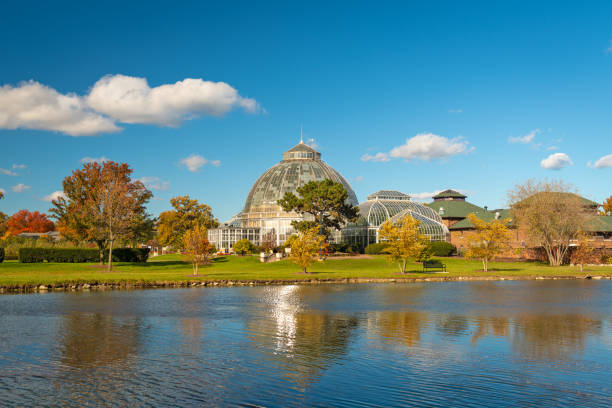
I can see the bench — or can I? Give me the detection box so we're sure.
[423,260,447,273]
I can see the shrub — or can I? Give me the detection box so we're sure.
[46,248,99,263]
[0,247,4,263]
[233,239,257,255]
[365,242,389,255]
[105,248,150,262]
[428,241,456,257]
[18,248,47,263]
[18,247,150,263]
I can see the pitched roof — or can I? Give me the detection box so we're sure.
[432,189,466,200]
[366,190,410,201]
[425,200,485,219]
[449,209,512,230]
[585,216,612,233]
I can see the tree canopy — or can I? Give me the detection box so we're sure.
[602,195,612,216]
[288,227,327,273]
[157,195,218,250]
[5,210,55,236]
[51,161,152,269]
[183,225,214,276]
[277,179,358,237]
[378,213,428,274]
[464,213,512,272]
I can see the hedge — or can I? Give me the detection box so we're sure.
[365,243,389,255]
[0,248,4,263]
[18,247,150,263]
[428,241,456,257]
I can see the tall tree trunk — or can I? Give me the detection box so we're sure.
[194,262,198,276]
[98,241,105,265]
[483,258,488,272]
[303,266,307,274]
[107,239,114,272]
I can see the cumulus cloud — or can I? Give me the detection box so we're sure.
[12,183,30,193]
[86,74,259,126]
[0,80,121,136]
[541,153,573,170]
[180,154,209,172]
[509,129,540,144]
[389,133,472,161]
[81,156,110,164]
[361,152,391,162]
[0,168,17,176]
[592,154,612,169]
[409,190,443,201]
[0,75,260,136]
[42,191,67,202]
[137,176,170,191]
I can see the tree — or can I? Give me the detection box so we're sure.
[378,214,428,274]
[289,227,327,273]
[233,239,255,255]
[602,195,612,216]
[509,180,592,266]
[464,213,512,272]
[51,161,152,270]
[182,225,214,276]
[260,230,277,253]
[5,210,55,236]
[570,232,595,273]
[157,196,218,250]
[278,180,359,237]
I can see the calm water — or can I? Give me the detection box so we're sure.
[1,281,612,407]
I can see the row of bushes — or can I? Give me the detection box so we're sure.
[365,241,457,257]
[18,248,150,263]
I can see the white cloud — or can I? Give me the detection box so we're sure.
[509,129,540,144]
[409,190,443,201]
[42,191,67,202]
[448,109,462,113]
[180,154,208,172]
[592,154,612,169]
[211,160,221,167]
[81,156,110,164]
[361,152,391,162]
[389,133,472,161]
[0,188,6,195]
[12,164,26,169]
[0,80,121,136]
[86,74,259,126]
[306,138,319,150]
[540,153,573,170]
[0,168,17,176]
[354,176,364,182]
[12,183,30,193]
[546,145,559,151]
[137,176,170,191]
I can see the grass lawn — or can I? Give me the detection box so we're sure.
[0,254,611,287]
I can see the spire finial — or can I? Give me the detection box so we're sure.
[300,125,304,144]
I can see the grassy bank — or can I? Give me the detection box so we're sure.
[0,254,611,289]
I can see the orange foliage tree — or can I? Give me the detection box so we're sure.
[6,210,55,236]
[602,195,612,216]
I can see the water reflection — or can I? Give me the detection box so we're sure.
[374,311,429,347]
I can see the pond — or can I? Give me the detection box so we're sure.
[1,281,612,406]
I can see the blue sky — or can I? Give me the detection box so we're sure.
[1,1,611,221]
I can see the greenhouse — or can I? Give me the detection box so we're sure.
[341,190,449,247]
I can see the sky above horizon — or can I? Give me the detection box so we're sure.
[1,1,612,221]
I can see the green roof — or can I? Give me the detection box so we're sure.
[448,209,513,230]
[425,200,485,219]
[432,189,466,200]
[585,216,612,233]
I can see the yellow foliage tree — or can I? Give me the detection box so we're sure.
[289,227,327,274]
[378,214,428,274]
[570,232,595,273]
[602,195,612,216]
[182,225,213,276]
[464,213,512,272]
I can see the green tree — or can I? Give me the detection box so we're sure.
[378,214,428,274]
[233,239,255,255]
[51,161,153,270]
[278,180,358,237]
[289,227,327,273]
[157,196,218,250]
[464,213,512,272]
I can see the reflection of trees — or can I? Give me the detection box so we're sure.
[247,286,359,387]
[436,315,469,338]
[375,311,429,347]
[511,314,602,361]
[470,316,510,344]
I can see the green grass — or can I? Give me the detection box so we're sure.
[0,254,611,287]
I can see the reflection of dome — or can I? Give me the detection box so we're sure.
[358,190,448,240]
[242,142,358,218]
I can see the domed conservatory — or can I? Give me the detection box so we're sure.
[208,142,449,251]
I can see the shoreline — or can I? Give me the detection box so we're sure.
[2,274,611,294]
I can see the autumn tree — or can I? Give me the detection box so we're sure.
[233,239,255,256]
[570,232,595,273]
[509,180,592,266]
[289,227,327,273]
[183,225,214,276]
[602,195,612,216]
[157,196,218,250]
[464,213,512,272]
[51,161,152,270]
[278,180,359,237]
[378,214,428,274]
[5,210,55,236]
